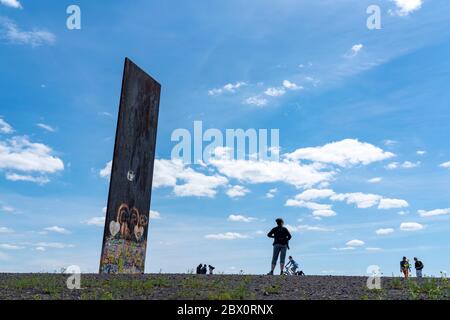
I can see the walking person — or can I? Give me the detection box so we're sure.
[267,218,292,275]
[400,256,411,278]
[414,257,424,278]
[196,264,202,274]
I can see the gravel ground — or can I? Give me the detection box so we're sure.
[0,274,448,300]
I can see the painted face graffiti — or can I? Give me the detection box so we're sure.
[102,202,150,274]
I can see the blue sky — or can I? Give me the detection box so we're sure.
[1,0,450,276]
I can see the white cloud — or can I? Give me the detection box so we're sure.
[0,118,13,134]
[0,0,22,9]
[285,139,394,168]
[83,217,105,227]
[346,44,364,57]
[439,162,450,169]
[286,224,334,233]
[378,198,409,210]
[208,82,247,96]
[242,96,268,107]
[346,239,365,247]
[44,226,71,235]
[331,192,382,209]
[101,159,228,198]
[391,0,423,16]
[282,80,302,91]
[150,210,161,219]
[418,208,450,217]
[211,158,334,189]
[33,242,74,249]
[386,161,420,170]
[227,214,256,223]
[312,209,336,217]
[368,177,382,183]
[400,222,423,231]
[416,150,426,155]
[265,188,277,199]
[5,173,50,185]
[204,232,249,240]
[0,226,13,233]
[36,123,56,133]
[99,161,112,178]
[294,188,335,201]
[285,200,332,211]
[375,228,394,235]
[264,87,286,97]
[0,243,24,250]
[226,185,250,198]
[0,136,64,173]
[0,19,55,47]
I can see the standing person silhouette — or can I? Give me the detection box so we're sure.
[267,218,292,275]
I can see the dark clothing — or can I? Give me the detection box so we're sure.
[400,260,410,270]
[267,226,292,247]
[196,265,202,274]
[201,266,207,274]
[415,260,424,270]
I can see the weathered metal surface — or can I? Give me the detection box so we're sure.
[99,58,161,274]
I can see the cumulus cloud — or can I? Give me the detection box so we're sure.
[293,188,335,201]
[211,158,334,189]
[400,222,423,231]
[418,208,450,217]
[208,82,247,96]
[101,159,228,198]
[378,198,409,210]
[265,188,278,199]
[375,228,394,235]
[0,18,55,47]
[227,214,256,223]
[0,0,22,9]
[44,226,71,235]
[264,87,286,97]
[439,162,450,169]
[226,185,250,198]
[331,192,382,209]
[312,209,336,217]
[282,80,302,91]
[150,210,161,219]
[390,0,423,16]
[285,139,394,168]
[204,232,249,240]
[385,161,420,170]
[0,118,13,134]
[5,173,50,185]
[416,150,426,155]
[0,135,63,184]
[346,239,365,247]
